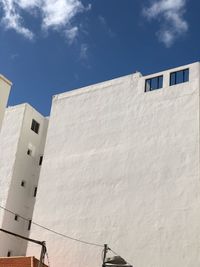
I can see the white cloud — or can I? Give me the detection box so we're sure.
[41,0,83,30]
[1,0,34,39]
[98,15,115,38]
[64,26,78,44]
[80,43,88,59]
[143,0,188,47]
[0,0,90,40]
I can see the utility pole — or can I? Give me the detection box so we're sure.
[102,244,109,267]
[0,228,47,267]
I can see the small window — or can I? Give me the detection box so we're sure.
[28,220,32,230]
[14,214,19,221]
[170,68,189,86]
[21,180,26,187]
[145,75,163,92]
[27,149,32,156]
[39,156,43,166]
[34,187,37,197]
[7,251,11,257]
[27,144,35,157]
[31,119,40,134]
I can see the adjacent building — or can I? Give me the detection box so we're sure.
[26,62,200,267]
[0,104,48,257]
[0,256,48,267]
[0,74,12,130]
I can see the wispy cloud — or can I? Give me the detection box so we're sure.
[98,15,115,38]
[64,26,78,44]
[1,0,35,39]
[143,0,188,47]
[0,0,91,42]
[80,43,88,59]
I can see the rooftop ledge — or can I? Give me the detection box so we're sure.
[0,74,12,86]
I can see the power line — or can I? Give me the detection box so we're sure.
[0,204,103,248]
[0,205,133,265]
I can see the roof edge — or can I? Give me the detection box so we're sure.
[0,74,12,86]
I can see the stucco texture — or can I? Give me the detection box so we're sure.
[28,62,200,267]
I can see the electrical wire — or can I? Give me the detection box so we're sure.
[0,204,103,248]
[0,205,133,265]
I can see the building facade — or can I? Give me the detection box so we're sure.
[0,74,12,130]
[0,104,48,257]
[26,62,200,267]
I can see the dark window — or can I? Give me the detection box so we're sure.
[28,220,32,230]
[14,214,19,221]
[39,156,43,166]
[7,251,11,257]
[31,119,40,134]
[170,69,189,86]
[34,187,37,197]
[21,180,26,187]
[145,75,163,92]
[27,149,32,156]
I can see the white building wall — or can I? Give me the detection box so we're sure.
[0,103,48,256]
[27,62,200,267]
[0,75,12,130]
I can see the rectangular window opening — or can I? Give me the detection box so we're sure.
[14,214,19,221]
[31,119,40,134]
[145,75,163,92]
[7,251,11,257]
[170,68,189,86]
[21,180,26,187]
[27,144,36,157]
[27,149,32,156]
[34,187,37,197]
[28,220,32,231]
[39,156,43,166]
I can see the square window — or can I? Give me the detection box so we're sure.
[31,119,40,134]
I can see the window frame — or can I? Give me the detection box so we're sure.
[170,68,189,86]
[31,119,40,134]
[145,75,163,92]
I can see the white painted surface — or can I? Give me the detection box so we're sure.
[27,62,200,267]
[0,104,48,256]
[0,75,12,131]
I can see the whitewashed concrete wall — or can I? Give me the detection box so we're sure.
[0,104,48,256]
[0,75,12,131]
[27,62,200,267]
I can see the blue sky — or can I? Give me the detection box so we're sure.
[0,0,199,115]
